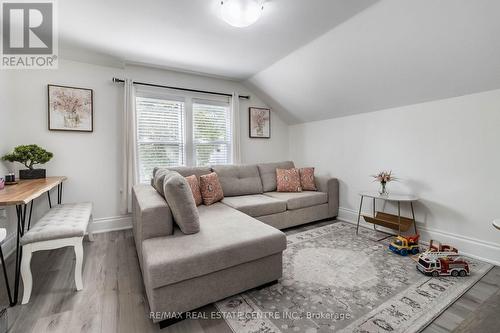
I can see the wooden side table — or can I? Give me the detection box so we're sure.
[356,191,419,240]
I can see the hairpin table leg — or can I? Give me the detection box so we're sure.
[356,196,364,235]
[9,203,28,306]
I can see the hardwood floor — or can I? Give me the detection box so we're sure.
[422,265,500,333]
[0,221,498,333]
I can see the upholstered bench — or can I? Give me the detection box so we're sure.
[20,202,94,304]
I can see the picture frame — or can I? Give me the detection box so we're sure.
[249,107,271,139]
[48,84,94,132]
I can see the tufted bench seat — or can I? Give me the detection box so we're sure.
[20,202,94,304]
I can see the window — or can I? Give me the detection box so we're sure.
[136,90,232,183]
[136,96,185,183]
[418,259,430,268]
[193,100,232,167]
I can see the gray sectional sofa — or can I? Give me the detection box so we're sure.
[132,161,339,323]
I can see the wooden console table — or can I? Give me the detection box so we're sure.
[0,176,67,306]
[356,191,418,240]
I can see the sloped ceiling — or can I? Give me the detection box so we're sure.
[58,0,376,79]
[246,0,500,124]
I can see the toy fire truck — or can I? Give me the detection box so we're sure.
[389,235,420,256]
[416,250,470,277]
[427,239,458,253]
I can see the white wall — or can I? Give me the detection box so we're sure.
[248,0,500,123]
[0,59,289,242]
[290,89,500,264]
[0,71,15,174]
[0,71,14,232]
[3,60,124,236]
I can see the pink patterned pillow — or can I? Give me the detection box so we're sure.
[199,172,224,205]
[276,168,302,192]
[299,167,317,191]
[185,175,203,206]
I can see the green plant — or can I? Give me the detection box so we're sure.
[2,144,53,170]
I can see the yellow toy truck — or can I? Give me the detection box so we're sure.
[389,235,420,256]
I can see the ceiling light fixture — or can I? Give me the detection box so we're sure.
[220,0,264,28]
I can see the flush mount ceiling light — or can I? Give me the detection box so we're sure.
[220,0,264,28]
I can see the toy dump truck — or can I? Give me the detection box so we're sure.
[389,234,420,256]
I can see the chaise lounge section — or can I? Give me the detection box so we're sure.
[132,161,339,324]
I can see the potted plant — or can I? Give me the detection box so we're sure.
[2,145,53,179]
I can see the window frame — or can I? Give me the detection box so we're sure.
[135,86,233,182]
[192,98,233,167]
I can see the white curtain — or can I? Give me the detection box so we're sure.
[121,79,138,214]
[231,92,242,164]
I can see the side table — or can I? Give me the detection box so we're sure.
[356,191,419,240]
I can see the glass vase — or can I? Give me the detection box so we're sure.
[379,182,388,196]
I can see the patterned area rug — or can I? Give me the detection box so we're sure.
[215,222,492,333]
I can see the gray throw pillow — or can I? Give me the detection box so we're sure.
[163,174,200,234]
[153,169,176,196]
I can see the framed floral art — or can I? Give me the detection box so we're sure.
[48,84,94,132]
[249,107,270,139]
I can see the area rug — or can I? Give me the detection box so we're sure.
[215,222,492,333]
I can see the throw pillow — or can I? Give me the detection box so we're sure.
[185,175,203,206]
[153,168,176,197]
[199,172,224,205]
[299,167,317,191]
[163,174,200,234]
[276,168,302,192]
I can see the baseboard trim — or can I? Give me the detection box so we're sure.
[91,214,133,234]
[338,207,500,266]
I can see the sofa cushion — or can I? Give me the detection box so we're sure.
[152,169,170,196]
[185,175,202,206]
[264,191,328,210]
[257,161,295,192]
[299,167,317,191]
[212,164,263,197]
[276,168,302,192]
[141,203,286,289]
[168,166,212,178]
[152,167,163,178]
[164,175,200,234]
[222,194,286,217]
[199,172,224,205]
